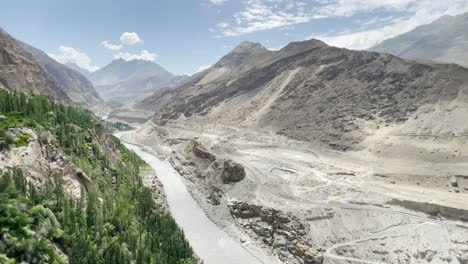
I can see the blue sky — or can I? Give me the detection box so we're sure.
[2,0,468,75]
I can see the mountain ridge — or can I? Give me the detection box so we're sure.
[139,38,468,150]
[0,27,71,102]
[18,40,110,117]
[369,12,468,68]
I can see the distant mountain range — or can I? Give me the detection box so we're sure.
[139,39,468,150]
[88,59,185,106]
[369,12,468,68]
[0,27,109,116]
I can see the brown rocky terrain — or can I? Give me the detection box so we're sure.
[0,28,70,102]
[18,41,109,117]
[0,27,110,117]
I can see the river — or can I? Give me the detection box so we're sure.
[118,135,271,264]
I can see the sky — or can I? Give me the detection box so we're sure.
[2,0,468,75]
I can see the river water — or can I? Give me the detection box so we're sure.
[121,141,268,264]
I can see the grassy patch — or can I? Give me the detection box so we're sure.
[13,132,32,147]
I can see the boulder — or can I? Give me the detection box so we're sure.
[450,178,458,188]
[191,141,216,162]
[220,160,245,183]
[252,221,273,237]
[293,243,323,264]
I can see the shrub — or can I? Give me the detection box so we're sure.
[0,129,14,150]
[13,132,32,147]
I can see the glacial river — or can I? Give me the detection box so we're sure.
[118,136,270,264]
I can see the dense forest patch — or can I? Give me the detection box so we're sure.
[0,90,194,264]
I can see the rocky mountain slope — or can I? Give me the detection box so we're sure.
[139,39,468,150]
[369,12,468,68]
[65,62,91,78]
[19,41,109,117]
[0,28,70,102]
[90,59,182,106]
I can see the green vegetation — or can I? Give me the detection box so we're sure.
[13,132,32,147]
[105,121,132,133]
[0,128,13,150]
[0,90,194,264]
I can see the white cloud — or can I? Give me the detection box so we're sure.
[101,40,123,51]
[217,22,230,28]
[218,0,315,37]
[120,32,142,45]
[215,0,468,38]
[209,0,228,5]
[113,50,158,61]
[48,46,99,72]
[311,0,468,50]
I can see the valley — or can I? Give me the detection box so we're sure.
[119,120,468,264]
[117,131,279,264]
[2,5,468,264]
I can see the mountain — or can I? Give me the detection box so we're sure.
[369,12,468,67]
[18,41,109,117]
[0,27,70,102]
[139,39,468,150]
[65,62,91,78]
[89,59,181,106]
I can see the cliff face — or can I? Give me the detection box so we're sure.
[0,128,95,198]
[139,39,468,150]
[0,28,70,102]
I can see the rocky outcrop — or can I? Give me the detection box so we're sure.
[192,141,216,162]
[0,128,95,198]
[174,140,246,185]
[388,198,468,221]
[0,28,70,102]
[229,201,323,264]
[218,160,245,184]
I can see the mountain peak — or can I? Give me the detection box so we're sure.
[280,39,328,53]
[231,41,267,53]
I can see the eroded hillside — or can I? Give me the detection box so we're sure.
[139,40,468,151]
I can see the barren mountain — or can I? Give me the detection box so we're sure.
[0,28,70,102]
[65,62,91,78]
[133,39,468,263]
[139,39,468,150]
[19,41,109,117]
[90,59,182,106]
[369,12,468,68]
